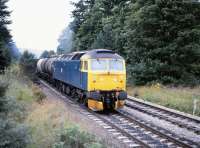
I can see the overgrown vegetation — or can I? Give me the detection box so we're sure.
[54,127,104,148]
[26,99,104,148]
[0,64,49,147]
[0,71,30,148]
[68,0,200,86]
[128,84,200,116]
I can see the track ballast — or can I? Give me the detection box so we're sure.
[37,79,200,148]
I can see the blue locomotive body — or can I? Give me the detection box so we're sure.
[53,60,88,90]
[37,49,127,111]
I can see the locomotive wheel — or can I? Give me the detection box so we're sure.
[83,97,88,107]
[62,84,65,93]
[66,86,71,95]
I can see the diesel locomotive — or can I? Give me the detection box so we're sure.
[37,49,127,111]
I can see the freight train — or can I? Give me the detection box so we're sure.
[36,49,127,111]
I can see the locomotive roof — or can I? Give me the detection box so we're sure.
[81,49,123,60]
[40,49,123,61]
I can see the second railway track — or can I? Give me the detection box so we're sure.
[38,79,200,148]
[125,97,200,135]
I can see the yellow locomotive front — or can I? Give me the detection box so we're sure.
[81,50,127,111]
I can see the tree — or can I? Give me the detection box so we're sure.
[57,26,74,54]
[125,0,200,85]
[0,41,11,71]
[9,41,20,61]
[0,0,12,71]
[40,50,49,58]
[40,50,55,58]
[20,50,36,77]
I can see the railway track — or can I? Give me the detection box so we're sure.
[38,79,200,148]
[125,97,200,135]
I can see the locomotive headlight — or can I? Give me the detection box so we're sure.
[100,78,104,81]
[120,76,124,79]
[113,78,118,82]
[93,76,97,83]
[119,76,124,83]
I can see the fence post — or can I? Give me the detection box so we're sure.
[193,94,199,116]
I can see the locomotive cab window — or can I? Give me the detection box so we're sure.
[91,59,107,71]
[84,61,88,70]
[90,59,124,71]
[109,59,124,71]
[81,61,88,71]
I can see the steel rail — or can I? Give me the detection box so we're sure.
[117,109,200,148]
[126,97,200,134]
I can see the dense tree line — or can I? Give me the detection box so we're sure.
[69,0,200,85]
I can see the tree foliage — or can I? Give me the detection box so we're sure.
[70,0,200,85]
[0,0,12,71]
[57,26,74,54]
[19,50,37,77]
[40,50,55,58]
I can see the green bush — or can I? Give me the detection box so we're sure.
[0,82,8,97]
[32,85,46,103]
[0,73,30,148]
[53,127,104,148]
[0,82,9,114]
[0,119,29,148]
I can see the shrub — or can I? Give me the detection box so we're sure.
[0,71,30,148]
[0,81,9,114]
[0,82,8,97]
[53,127,104,148]
[0,119,29,148]
[32,85,46,103]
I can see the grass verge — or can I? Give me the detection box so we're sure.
[127,84,200,116]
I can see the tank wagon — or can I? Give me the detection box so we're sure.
[37,49,127,111]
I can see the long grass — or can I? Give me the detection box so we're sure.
[26,99,104,148]
[127,84,200,116]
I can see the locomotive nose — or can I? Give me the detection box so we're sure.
[90,73,126,91]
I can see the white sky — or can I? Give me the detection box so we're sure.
[8,0,78,56]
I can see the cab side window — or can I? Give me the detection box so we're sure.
[84,61,88,70]
[81,61,88,71]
